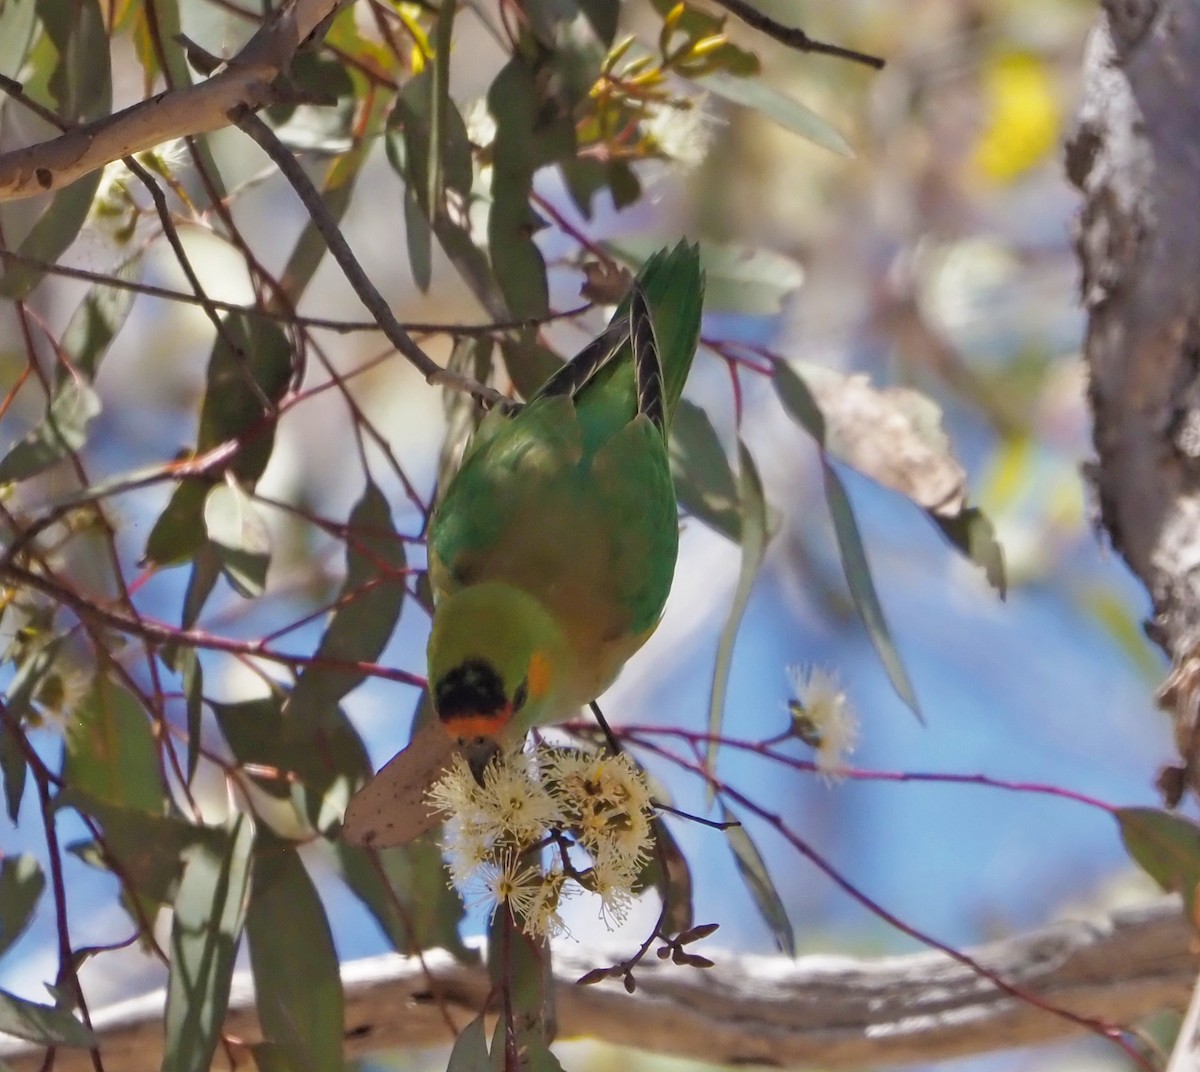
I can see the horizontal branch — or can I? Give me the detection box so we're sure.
[0,898,1192,1070]
[0,0,340,202]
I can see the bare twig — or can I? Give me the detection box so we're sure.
[0,899,1189,1071]
[706,0,885,69]
[231,108,515,410]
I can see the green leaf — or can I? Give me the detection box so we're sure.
[0,988,96,1048]
[196,316,293,484]
[59,788,211,929]
[1117,807,1200,924]
[670,400,741,542]
[690,243,803,316]
[0,380,101,485]
[720,804,794,955]
[177,647,205,784]
[333,838,468,959]
[933,507,1006,598]
[0,854,44,959]
[606,237,802,316]
[389,68,475,294]
[823,460,921,721]
[0,0,39,95]
[59,256,141,383]
[286,482,405,717]
[163,814,255,1072]
[639,815,693,935]
[247,837,344,1072]
[447,1014,490,1072]
[62,674,163,812]
[214,695,372,836]
[697,70,852,156]
[488,59,571,320]
[773,362,826,444]
[0,721,25,824]
[143,314,293,570]
[0,173,102,304]
[143,480,210,569]
[204,481,271,599]
[706,442,768,783]
[181,543,222,629]
[39,0,111,123]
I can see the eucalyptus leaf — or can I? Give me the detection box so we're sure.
[1117,807,1200,925]
[0,988,95,1048]
[0,855,44,960]
[707,442,768,782]
[247,837,344,1072]
[204,481,271,599]
[670,400,741,542]
[163,815,255,1072]
[720,804,794,955]
[823,460,921,721]
[0,381,101,485]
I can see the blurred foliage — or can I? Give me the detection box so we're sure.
[0,0,1177,1070]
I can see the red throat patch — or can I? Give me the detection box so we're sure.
[439,707,512,742]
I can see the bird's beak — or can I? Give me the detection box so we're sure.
[460,736,503,786]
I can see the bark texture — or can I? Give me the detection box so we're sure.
[1069,0,1200,797]
[0,899,1192,1071]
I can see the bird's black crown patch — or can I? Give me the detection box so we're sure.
[435,658,507,721]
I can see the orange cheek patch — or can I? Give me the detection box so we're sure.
[528,651,552,699]
[440,709,511,741]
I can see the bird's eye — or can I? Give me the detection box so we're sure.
[512,679,529,711]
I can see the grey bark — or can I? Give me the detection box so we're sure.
[1069,0,1200,797]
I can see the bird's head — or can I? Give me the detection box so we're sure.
[427,583,567,783]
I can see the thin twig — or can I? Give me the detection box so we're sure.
[231,108,513,410]
[707,0,885,69]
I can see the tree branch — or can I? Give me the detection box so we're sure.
[0,899,1189,1070]
[1067,1,1200,799]
[0,0,343,203]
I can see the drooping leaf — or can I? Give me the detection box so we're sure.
[62,674,163,812]
[333,838,468,959]
[0,0,38,85]
[39,0,111,123]
[286,482,405,719]
[174,647,205,784]
[0,720,26,824]
[59,254,142,382]
[823,460,922,721]
[162,814,255,1072]
[1117,807,1200,926]
[933,507,1007,598]
[143,480,209,569]
[638,815,693,935]
[0,380,102,485]
[607,238,802,316]
[0,988,96,1048]
[720,804,794,955]
[0,854,44,959]
[706,442,768,782]
[142,314,293,570]
[773,361,826,444]
[204,481,271,599]
[670,400,741,542]
[247,836,344,1072]
[446,1014,490,1072]
[214,695,372,836]
[697,69,852,156]
[59,788,213,930]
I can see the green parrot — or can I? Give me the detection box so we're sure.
[342,241,704,847]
